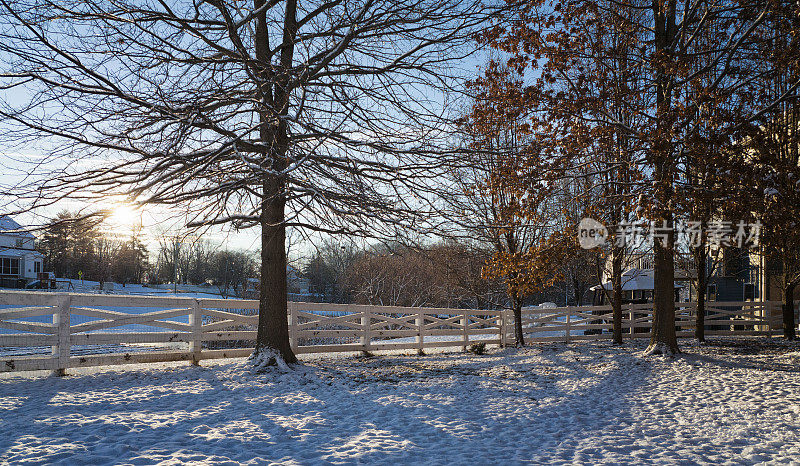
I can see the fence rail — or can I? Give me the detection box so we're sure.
[0,291,795,373]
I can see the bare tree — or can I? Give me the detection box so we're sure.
[94,236,120,291]
[343,242,487,308]
[0,0,501,365]
[212,249,257,299]
[347,247,441,307]
[113,226,149,287]
[428,242,500,310]
[154,234,185,289]
[304,239,359,303]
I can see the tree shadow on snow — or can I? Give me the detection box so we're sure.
[0,344,659,464]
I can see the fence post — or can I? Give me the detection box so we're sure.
[361,307,371,355]
[504,309,512,346]
[52,294,71,376]
[462,312,469,351]
[629,307,635,338]
[565,310,571,344]
[188,299,201,366]
[497,311,505,347]
[416,309,424,355]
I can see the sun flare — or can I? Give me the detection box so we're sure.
[108,204,141,229]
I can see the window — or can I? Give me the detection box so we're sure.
[34,261,41,273]
[0,258,20,276]
[15,238,23,248]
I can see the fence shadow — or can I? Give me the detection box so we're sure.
[0,343,659,464]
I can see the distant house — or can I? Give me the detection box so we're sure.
[592,248,767,304]
[591,268,684,305]
[0,216,44,288]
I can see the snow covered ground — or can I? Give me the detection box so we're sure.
[2,338,800,464]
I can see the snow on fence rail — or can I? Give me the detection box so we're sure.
[0,290,793,373]
[0,291,504,373]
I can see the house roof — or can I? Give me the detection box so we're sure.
[0,216,35,239]
[591,268,683,291]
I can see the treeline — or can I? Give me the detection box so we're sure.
[302,240,595,309]
[38,212,257,297]
[151,237,257,298]
[38,212,148,287]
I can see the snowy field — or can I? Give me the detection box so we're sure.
[2,338,800,464]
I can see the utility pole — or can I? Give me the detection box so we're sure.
[161,232,196,295]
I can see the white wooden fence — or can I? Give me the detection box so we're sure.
[511,301,791,343]
[0,291,795,373]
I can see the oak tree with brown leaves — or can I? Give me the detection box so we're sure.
[452,67,572,346]
[477,0,799,354]
[749,2,800,339]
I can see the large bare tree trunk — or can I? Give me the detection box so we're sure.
[647,0,679,355]
[256,188,297,363]
[252,0,298,364]
[650,220,678,354]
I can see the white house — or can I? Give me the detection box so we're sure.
[590,268,684,304]
[0,216,44,286]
